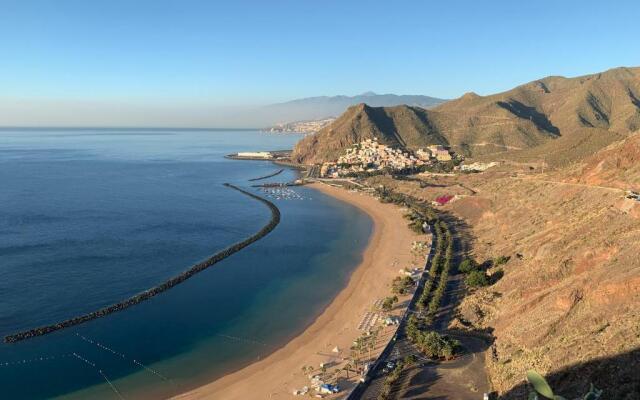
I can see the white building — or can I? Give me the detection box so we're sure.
[237,151,272,159]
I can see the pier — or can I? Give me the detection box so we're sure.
[248,168,284,181]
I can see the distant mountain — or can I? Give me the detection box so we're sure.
[292,67,640,165]
[261,92,447,124]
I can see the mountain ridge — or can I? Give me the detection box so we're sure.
[292,66,640,166]
[271,91,446,107]
[261,92,447,125]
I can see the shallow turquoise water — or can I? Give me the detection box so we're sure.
[0,129,372,399]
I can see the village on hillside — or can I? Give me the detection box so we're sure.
[319,138,460,178]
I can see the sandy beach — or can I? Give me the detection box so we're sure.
[172,182,426,400]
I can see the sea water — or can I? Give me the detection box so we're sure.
[0,129,372,399]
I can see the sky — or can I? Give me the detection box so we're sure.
[1,0,639,127]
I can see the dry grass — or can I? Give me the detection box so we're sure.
[375,169,640,397]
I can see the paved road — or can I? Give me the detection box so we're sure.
[351,215,490,400]
[400,335,489,400]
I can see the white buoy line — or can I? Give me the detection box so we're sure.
[72,352,125,400]
[75,333,171,382]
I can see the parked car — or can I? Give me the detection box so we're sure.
[383,360,396,373]
[362,362,372,375]
[319,383,340,394]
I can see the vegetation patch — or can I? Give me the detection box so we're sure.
[381,296,399,311]
[406,315,460,359]
[378,355,416,400]
[392,276,415,295]
[465,270,490,287]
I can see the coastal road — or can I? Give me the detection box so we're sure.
[352,214,490,400]
[356,293,489,400]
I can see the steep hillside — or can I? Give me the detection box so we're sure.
[292,104,448,164]
[561,132,640,189]
[292,67,640,165]
[452,177,640,399]
[364,170,640,398]
[440,67,640,165]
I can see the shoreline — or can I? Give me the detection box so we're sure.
[172,182,423,400]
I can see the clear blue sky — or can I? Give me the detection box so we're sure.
[1,0,638,126]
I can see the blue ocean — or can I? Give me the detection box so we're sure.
[0,129,372,399]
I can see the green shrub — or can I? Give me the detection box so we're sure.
[494,255,510,266]
[392,276,414,294]
[381,295,398,311]
[408,220,426,233]
[458,258,477,274]
[409,329,460,359]
[465,270,489,287]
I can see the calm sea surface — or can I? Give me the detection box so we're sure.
[0,129,372,399]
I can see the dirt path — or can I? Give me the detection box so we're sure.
[509,176,625,192]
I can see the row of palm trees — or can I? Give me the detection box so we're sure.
[426,221,453,319]
[298,325,385,389]
[416,220,447,314]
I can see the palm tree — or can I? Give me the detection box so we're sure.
[357,336,368,366]
[350,347,359,372]
[343,363,352,379]
[356,336,368,365]
[367,336,374,362]
[330,369,340,385]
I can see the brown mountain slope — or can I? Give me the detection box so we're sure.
[445,67,640,165]
[363,168,640,398]
[437,66,640,135]
[292,67,640,165]
[292,103,448,164]
[561,131,640,189]
[451,175,640,399]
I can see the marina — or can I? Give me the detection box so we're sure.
[259,186,308,201]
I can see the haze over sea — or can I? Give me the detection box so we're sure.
[0,129,372,399]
